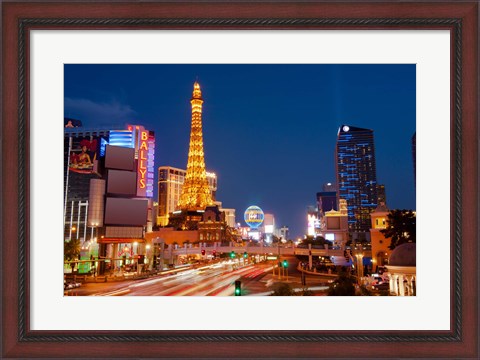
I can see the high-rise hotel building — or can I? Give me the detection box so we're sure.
[64,123,109,243]
[156,166,217,226]
[412,132,416,188]
[335,125,378,232]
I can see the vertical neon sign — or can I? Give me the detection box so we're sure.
[137,130,148,197]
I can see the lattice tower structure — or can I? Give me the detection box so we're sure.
[177,82,214,210]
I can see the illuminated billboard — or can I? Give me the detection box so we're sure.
[264,225,274,234]
[69,137,99,174]
[244,205,264,229]
[248,231,260,240]
[307,214,317,236]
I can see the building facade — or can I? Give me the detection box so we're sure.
[369,202,392,271]
[376,184,387,204]
[198,206,227,242]
[279,226,289,241]
[91,125,155,273]
[64,126,110,246]
[335,125,378,232]
[412,132,416,188]
[317,199,349,247]
[316,191,338,214]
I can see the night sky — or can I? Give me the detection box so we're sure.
[64,64,416,239]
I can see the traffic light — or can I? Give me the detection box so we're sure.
[243,251,247,258]
[230,251,235,259]
[283,260,288,268]
[234,280,241,296]
[201,249,206,256]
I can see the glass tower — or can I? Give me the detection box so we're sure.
[335,125,378,232]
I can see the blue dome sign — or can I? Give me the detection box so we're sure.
[244,206,264,229]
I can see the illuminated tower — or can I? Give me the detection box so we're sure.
[335,125,378,232]
[177,82,214,210]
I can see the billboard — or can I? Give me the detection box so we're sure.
[107,169,137,196]
[104,145,135,171]
[244,205,264,229]
[69,137,100,174]
[104,197,148,226]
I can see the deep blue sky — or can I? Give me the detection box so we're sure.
[64,64,416,239]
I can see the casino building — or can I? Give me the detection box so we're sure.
[64,121,155,274]
[64,122,108,245]
[146,82,235,251]
[167,82,229,235]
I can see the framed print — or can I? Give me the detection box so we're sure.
[1,0,478,358]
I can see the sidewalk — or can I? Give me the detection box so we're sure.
[66,270,163,283]
[245,285,330,296]
[296,265,338,278]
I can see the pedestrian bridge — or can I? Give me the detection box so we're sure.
[162,242,371,260]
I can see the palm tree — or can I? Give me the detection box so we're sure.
[380,209,416,250]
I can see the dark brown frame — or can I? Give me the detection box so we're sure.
[2,1,478,358]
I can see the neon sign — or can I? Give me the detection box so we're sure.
[137,130,148,197]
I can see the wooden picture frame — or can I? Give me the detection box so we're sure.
[2,1,478,358]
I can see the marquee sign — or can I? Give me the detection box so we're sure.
[137,130,149,196]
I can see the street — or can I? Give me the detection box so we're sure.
[65,256,331,296]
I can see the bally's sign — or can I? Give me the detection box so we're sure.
[137,130,149,197]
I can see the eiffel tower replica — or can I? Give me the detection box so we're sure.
[168,82,217,230]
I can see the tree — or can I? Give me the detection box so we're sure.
[64,238,81,272]
[271,283,296,296]
[270,283,314,296]
[380,210,416,250]
[271,235,282,244]
[299,235,328,247]
[327,270,356,296]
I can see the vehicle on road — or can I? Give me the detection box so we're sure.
[371,282,389,291]
[64,280,81,290]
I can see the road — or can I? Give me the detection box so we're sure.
[65,256,332,296]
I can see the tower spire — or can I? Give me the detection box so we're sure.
[177,82,213,210]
